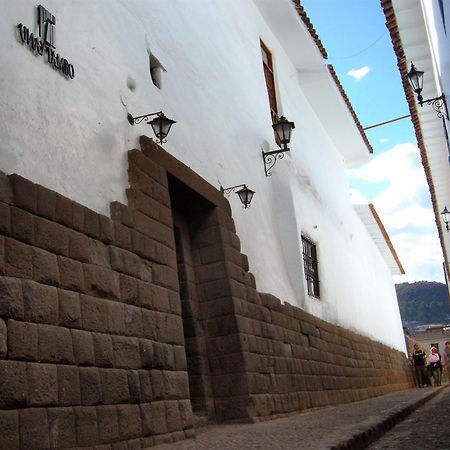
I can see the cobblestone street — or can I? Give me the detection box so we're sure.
[149,386,447,450]
[367,387,450,450]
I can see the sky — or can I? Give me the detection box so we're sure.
[301,0,445,284]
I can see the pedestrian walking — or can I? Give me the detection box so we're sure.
[412,343,427,388]
[428,347,442,386]
[442,341,450,383]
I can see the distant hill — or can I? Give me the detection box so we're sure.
[395,281,450,326]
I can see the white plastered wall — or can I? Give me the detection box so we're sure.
[0,0,405,351]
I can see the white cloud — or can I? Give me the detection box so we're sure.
[348,143,444,283]
[379,138,388,143]
[347,66,371,81]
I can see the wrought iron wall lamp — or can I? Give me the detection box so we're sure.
[220,184,255,209]
[441,206,449,232]
[127,111,176,144]
[262,116,295,176]
[406,63,448,120]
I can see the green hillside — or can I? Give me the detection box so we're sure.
[395,281,450,325]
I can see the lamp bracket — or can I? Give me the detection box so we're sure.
[220,184,246,196]
[419,94,448,120]
[127,111,164,125]
[262,146,290,177]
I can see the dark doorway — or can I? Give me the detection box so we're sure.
[169,175,215,424]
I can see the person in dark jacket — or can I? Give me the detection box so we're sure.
[412,343,427,387]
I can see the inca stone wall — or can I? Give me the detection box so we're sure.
[0,136,412,449]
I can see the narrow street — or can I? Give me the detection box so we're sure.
[150,387,448,450]
[367,387,450,450]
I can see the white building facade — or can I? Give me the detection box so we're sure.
[0,0,406,351]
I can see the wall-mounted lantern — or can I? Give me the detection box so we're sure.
[127,111,176,144]
[406,63,448,120]
[221,184,255,209]
[262,116,295,176]
[441,205,449,232]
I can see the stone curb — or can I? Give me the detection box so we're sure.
[330,385,448,449]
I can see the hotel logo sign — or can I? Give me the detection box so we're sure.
[17,5,75,79]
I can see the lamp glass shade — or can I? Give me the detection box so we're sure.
[272,116,295,146]
[236,186,255,208]
[407,63,424,95]
[441,206,450,224]
[149,114,176,140]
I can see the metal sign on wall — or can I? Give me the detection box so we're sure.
[17,4,75,79]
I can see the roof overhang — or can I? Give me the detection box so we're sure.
[355,203,405,275]
[382,0,450,291]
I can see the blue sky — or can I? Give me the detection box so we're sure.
[302,0,445,283]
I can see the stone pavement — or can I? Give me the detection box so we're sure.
[367,386,450,449]
[148,385,447,450]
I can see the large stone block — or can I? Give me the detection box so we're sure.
[92,332,114,368]
[80,294,109,333]
[55,193,73,227]
[110,245,142,279]
[59,289,82,328]
[107,301,126,335]
[4,237,33,279]
[36,185,57,220]
[27,362,58,406]
[112,336,141,369]
[0,202,11,236]
[152,264,179,291]
[72,202,85,232]
[9,174,37,213]
[99,215,115,244]
[38,323,74,364]
[58,364,81,406]
[10,206,34,244]
[178,399,193,430]
[88,238,111,267]
[123,304,143,338]
[83,264,120,300]
[20,408,49,449]
[0,360,27,407]
[0,318,6,357]
[139,339,154,369]
[34,215,70,256]
[116,404,142,440]
[58,255,85,292]
[0,276,23,319]
[141,309,160,341]
[48,406,77,449]
[22,279,59,325]
[119,273,139,305]
[74,406,99,447]
[114,222,132,251]
[32,247,60,286]
[138,369,153,402]
[149,370,165,400]
[0,410,19,450]
[0,172,13,205]
[80,366,102,406]
[140,401,167,436]
[165,400,183,432]
[97,405,120,444]
[100,368,130,404]
[69,230,90,263]
[84,207,101,239]
[72,329,95,365]
[127,369,142,404]
[7,319,38,361]
[163,371,189,399]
